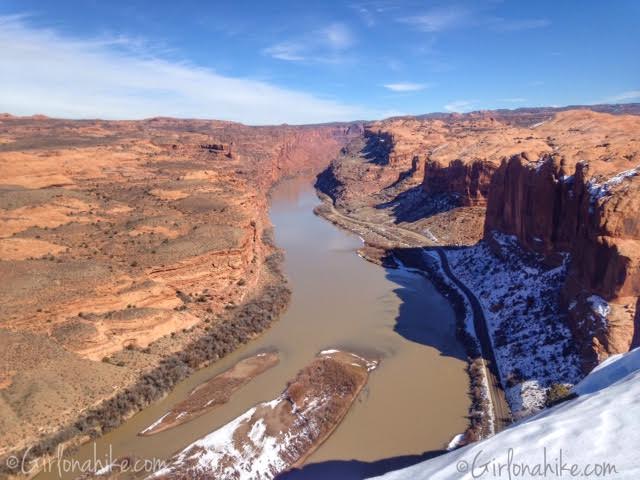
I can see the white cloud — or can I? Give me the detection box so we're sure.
[263,43,306,61]
[0,15,377,124]
[399,7,550,33]
[399,7,470,32]
[351,1,399,28]
[608,90,640,102]
[444,100,474,113]
[499,97,527,103]
[352,5,376,27]
[264,22,354,63]
[323,23,354,49]
[383,83,430,92]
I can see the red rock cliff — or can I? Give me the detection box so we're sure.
[485,111,640,369]
[363,115,551,207]
[317,108,640,370]
[424,158,497,206]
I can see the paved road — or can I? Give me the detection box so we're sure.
[432,248,511,433]
[320,201,511,433]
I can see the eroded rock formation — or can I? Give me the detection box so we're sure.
[318,107,640,372]
[485,111,640,369]
[0,115,358,463]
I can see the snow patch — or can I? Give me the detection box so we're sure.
[574,347,640,396]
[371,347,640,480]
[140,412,169,435]
[446,433,464,451]
[319,349,340,355]
[423,228,439,243]
[150,402,288,480]
[587,294,610,327]
[588,167,639,204]
[446,233,582,416]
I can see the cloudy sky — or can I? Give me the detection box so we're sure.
[0,0,638,124]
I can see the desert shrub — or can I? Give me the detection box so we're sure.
[2,256,292,477]
[490,301,504,313]
[526,295,535,308]
[545,383,576,407]
[286,382,306,406]
[505,369,523,388]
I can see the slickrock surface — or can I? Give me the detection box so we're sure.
[150,350,377,480]
[0,115,356,464]
[319,108,640,247]
[139,352,279,436]
[317,112,558,248]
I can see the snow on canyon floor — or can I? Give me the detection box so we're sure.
[445,233,583,416]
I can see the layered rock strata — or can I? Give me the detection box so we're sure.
[0,115,357,466]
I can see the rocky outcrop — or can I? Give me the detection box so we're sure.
[423,159,497,206]
[0,115,357,465]
[317,107,640,372]
[319,115,549,210]
[485,152,640,370]
[396,115,549,208]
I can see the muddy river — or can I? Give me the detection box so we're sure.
[38,177,469,479]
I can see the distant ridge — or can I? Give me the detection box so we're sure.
[388,102,640,127]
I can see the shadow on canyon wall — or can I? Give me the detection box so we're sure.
[362,131,393,165]
[375,186,461,224]
[632,297,640,350]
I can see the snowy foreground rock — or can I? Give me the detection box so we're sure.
[371,347,640,480]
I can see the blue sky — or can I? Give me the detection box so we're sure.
[0,0,638,123]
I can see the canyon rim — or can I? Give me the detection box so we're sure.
[1,2,640,479]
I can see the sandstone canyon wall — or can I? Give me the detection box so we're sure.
[369,114,554,208]
[0,115,358,463]
[363,110,640,370]
[485,111,640,369]
[318,108,640,372]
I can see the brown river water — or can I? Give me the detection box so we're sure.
[37,177,469,479]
